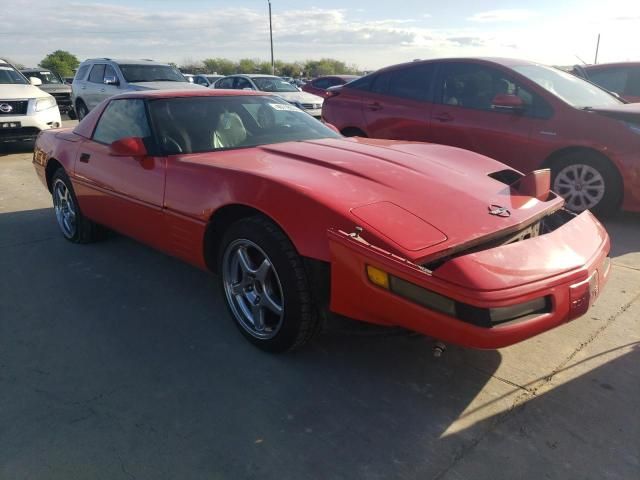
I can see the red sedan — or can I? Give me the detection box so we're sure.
[33,90,610,352]
[574,62,640,103]
[302,75,360,98]
[322,58,640,215]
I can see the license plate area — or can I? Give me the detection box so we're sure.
[1,121,21,129]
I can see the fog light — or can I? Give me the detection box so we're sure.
[366,265,389,289]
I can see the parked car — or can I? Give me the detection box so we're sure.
[193,74,223,87]
[182,73,195,83]
[322,57,640,215]
[571,62,640,103]
[33,89,610,352]
[72,58,205,120]
[21,68,75,118]
[215,74,324,117]
[302,75,359,98]
[0,58,61,144]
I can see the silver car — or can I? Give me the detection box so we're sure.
[72,58,205,119]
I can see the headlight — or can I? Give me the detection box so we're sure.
[624,121,640,135]
[35,97,57,112]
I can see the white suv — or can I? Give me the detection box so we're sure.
[0,58,61,144]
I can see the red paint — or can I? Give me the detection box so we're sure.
[33,89,611,349]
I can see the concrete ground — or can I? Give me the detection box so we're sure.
[1,124,638,479]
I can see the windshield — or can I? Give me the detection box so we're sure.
[23,70,63,84]
[513,64,623,108]
[252,77,299,92]
[148,95,340,154]
[0,65,28,85]
[119,65,187,83]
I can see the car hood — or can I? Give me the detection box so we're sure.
[272,91,324,105]
[589,103,640,122]
[209,137,564,262]
[129,81,206,91]
[37,84,72,94]
[0,83,50,99]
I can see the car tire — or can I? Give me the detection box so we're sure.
[51,169,103,243]
[75,100,88,121]
[550,151,621,216]
[218,215,320,353]
[67,109,77,120]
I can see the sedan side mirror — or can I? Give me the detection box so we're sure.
[29,77,43,86]
[104,76,119,86]
[492,94,525,112]
[109,137,147,157]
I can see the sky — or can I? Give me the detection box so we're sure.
[1,0,638,70]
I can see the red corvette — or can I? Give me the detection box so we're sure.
[33,90,610,352]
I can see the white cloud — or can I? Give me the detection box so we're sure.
[467,9,537,23]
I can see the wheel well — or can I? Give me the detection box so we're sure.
[543,146,614,171]
[203,204,275,273]
[340,127,367,137]
[45,158,63,192]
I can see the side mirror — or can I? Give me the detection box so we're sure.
[29,77,42,86]
[492,93,525,112]
[104,76,119,86]
[109,137,147,157]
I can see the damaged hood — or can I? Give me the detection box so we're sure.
[210,137,564,262]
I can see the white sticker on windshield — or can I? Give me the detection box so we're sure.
[269,103,303,112]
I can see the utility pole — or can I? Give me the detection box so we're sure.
[594,33,600,64]
[268,1,275,75]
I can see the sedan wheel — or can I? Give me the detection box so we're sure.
[53,178,77,238]
[553,163,605,212]
[222,239,285,340]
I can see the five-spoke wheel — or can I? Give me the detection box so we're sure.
[53,177,77,239]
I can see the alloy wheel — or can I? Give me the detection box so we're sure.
[553,163,605,211]
[52,178,77,238]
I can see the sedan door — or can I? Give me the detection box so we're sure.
[428,62,549,171]
[361,63,435,141]
[73,98,166,248]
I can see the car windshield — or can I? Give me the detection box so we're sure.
[0,65,28,84]
[119,65,187,83]
[24,70,63,84]
[513,64,623,108]
[148,95,340,154]
[252,77,299,92]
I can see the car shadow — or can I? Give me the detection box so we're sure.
[602,211,640,259]
[0,141,34,157]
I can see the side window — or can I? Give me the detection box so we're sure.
[88,64,106,83]
[103,65,117,82]
[385,64,435,101]
[235,78,253,90]
[438,63,536,112]
[371,71,392,94]
[588,68,628,94]
[93,99,151,145]
[75,65,90,81]
[627,68,640,97]
[217,77,233,89]
[313,78,331,89]
[195,76,207,86]
[347,75,373,91]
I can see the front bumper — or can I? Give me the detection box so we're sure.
[328,211,610,349]
[0,106,61,143]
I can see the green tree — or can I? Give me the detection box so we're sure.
[39,50,80,77]
[237,58,259,74]
[202,58,237,75]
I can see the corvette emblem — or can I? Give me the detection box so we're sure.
[0,103,13,113]
[488,205,511,217]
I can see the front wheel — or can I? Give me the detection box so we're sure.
[218,216,320,352]
[551,152,621,216]
[75,100,88,121]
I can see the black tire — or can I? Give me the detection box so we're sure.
[341,127,367,137]
[51,169,103,243]
[67,109,77,120]
[75,100,88,121]
[550,151,622,217]
[217,215,320,353]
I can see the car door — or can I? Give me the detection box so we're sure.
[428,62,548,169]
[235,77,255,91]
[362,63,435,141]
[98,64,121,103]
[73,98,166,248]
[84,64,106,109]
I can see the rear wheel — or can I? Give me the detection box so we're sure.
[551,152,621,216]
[218,216,320,352]
[75,100,88,121]
[51,169,103,243]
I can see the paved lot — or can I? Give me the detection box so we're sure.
[1,125,639,479]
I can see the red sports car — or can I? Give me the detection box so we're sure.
[33,90,610,352]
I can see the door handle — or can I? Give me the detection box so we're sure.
[79,153,91,163]
[367,102,382,111]
[434,112,454,122]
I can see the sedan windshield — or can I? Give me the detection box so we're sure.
[513,64,623,108]
[23,70,63,84]
[252,77,299,92]
[148,95,340,154]
[119,65,187,83]
[0,65,28,85]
